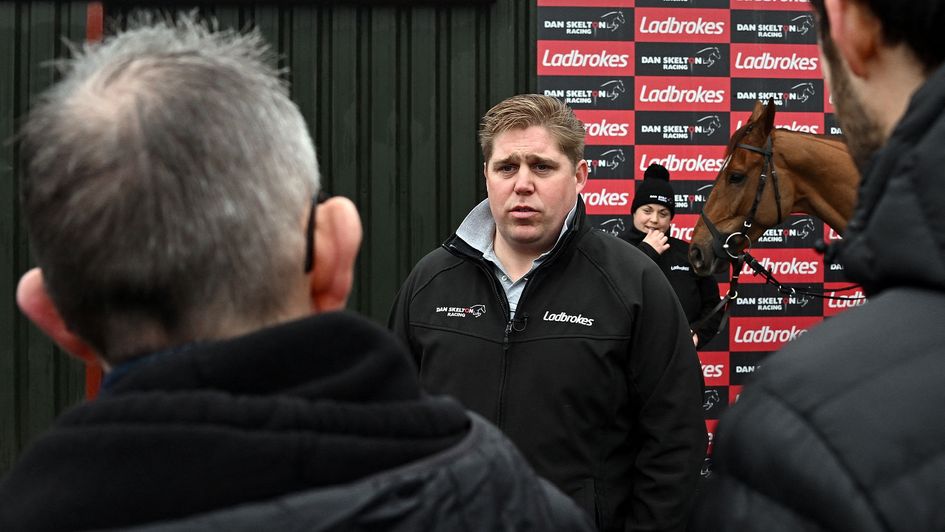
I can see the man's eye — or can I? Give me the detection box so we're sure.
[535,164,550,172]
[499,165,516,173]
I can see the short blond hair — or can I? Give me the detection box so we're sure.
[479,94,586,167]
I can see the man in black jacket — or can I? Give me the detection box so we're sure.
[618,163,722,349]
[693,1,945,530]
[390,94,707,532]
[0,17,593,532]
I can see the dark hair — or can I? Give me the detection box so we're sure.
[809,0,945,71]
[20,15,320,360]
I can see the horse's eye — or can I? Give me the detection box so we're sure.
[728,173,747,184]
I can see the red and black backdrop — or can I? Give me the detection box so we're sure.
[536,0,865,474]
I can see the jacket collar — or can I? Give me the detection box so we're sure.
[446,196,589,263]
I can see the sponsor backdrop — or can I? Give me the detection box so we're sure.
[536,0,865,477]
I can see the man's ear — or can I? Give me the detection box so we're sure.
[309,196,363,312]
[574,159,589,193]
[16,268,102,366]
[824,0,881,77]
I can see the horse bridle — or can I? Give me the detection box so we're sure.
[690,130,784,335]
[691,129,864,336]
[700,131,783,262]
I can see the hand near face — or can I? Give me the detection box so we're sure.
[643,229,670,254]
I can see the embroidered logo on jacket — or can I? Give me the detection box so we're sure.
[435,304,486,318]
[671,264,691,271]
[542,310,595,327]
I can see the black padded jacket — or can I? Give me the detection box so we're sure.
[692,62,945,532]
[390,198,707,532]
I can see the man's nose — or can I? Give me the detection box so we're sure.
[513,169,535,193]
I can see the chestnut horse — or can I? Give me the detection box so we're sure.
[688,100,860,276]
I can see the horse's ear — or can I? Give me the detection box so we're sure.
[749,100,766,123]
[761,98,777,135]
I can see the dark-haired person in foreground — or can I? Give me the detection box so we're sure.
[692,0,945,530]
[617,163,722,349]
[0,17,592,532]
[390,94,706,532]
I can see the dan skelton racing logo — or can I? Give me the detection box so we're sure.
[636,43,729,75]
[539,7,632,40]
[732,12,816,44]
[435,304,486,318]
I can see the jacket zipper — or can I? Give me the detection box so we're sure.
[445,228,576,429]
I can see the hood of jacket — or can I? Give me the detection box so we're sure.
[833,62,945,295]
[0,312,470,531]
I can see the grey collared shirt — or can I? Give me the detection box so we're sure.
[456,199,577,319]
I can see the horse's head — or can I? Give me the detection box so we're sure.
[689,99,796,276]
[601,148,626,166]
[792,14,814,35]
[597,218,626,236]
[695,47,721,67]
[601,10,626,30]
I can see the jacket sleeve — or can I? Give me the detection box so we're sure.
[388,277,422,371]
[693,274,722,349]
[637,242,662,263]
[690,384,880,532]
[626,265,708,532]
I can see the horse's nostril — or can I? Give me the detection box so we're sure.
[689,247,704,268]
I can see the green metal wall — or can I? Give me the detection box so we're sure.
[0,1,92,476]
[0,1,537,474]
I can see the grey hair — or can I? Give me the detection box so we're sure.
[20,14,320,360]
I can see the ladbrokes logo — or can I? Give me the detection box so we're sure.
[538,41,634,76]
[434,304,486,318]
[542,310,595,327]
[669,214,699,241]
[699,351,728,386]
[732,11,816,44]
[636,76,728,111]
[732,44,821,78]
[734,325,807,344]
[737,248,823,283]
[637,111,728,145]
[636,145,728,180]
[823,283,867,316]
[539,7,633,40]
[733,112,824,135]
[636,43,729,75]
[575,110,633,145]
[730,317,821,351]
[635,8,729,43]
[581,179,632,215]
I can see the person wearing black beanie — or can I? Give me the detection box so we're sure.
[618,163,722,348]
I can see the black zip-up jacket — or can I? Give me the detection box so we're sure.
[617,227,722,348]
[692,62,945,531]
[0,312,592,532]
[390,198,707,532]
